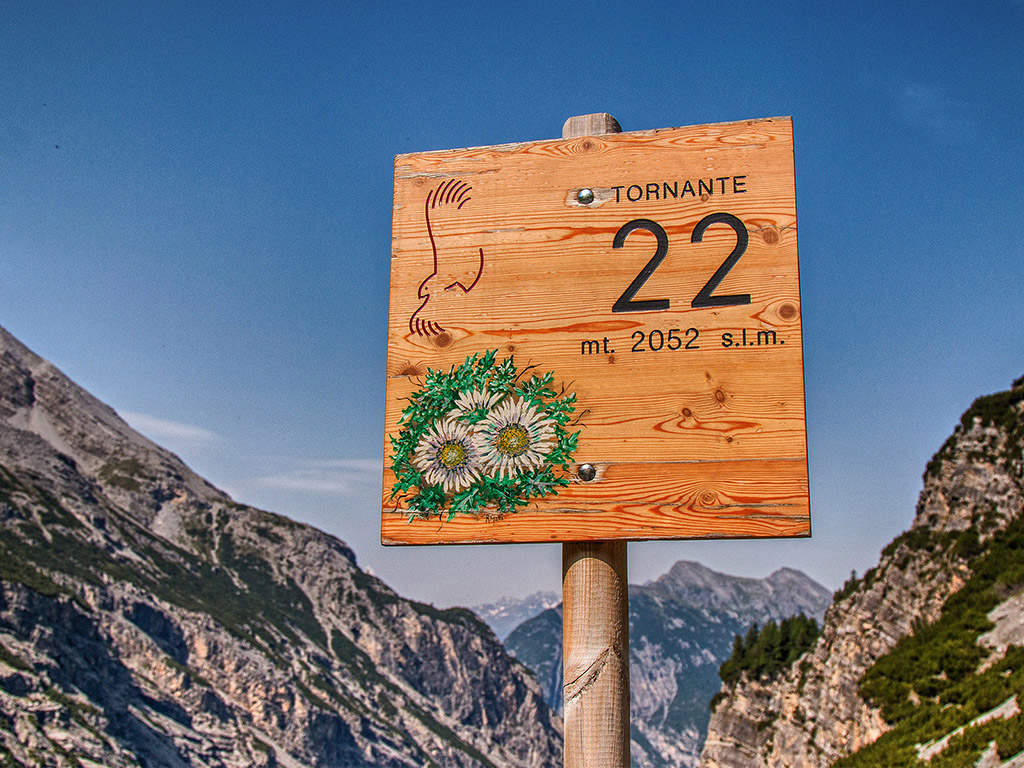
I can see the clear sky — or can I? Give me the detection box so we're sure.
[2,1,1022,607]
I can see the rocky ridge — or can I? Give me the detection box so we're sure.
[505,562,831,768]
[0,325,562,767]
[701,377,1024,768]
[470,592,560,642]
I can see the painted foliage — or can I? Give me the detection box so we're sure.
[389,350,580,520]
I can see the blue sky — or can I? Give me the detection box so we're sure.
[2,1,1022,606]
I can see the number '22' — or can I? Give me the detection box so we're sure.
[611,213,751,313]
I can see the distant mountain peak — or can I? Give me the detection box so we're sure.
[662,559,718,580]
[471,590,560,641]
[0,323,227,522]
[505,558,831,768]
[767,566,804,579]
[647,559,830,623]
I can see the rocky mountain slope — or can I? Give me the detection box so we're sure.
[701,376,1024,768]
[0,325,562,767]
[470,592,559,642]
[504,562,831,768]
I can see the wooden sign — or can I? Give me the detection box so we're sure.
[382,117,809,545]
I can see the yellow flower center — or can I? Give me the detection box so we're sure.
[497,425,529,456]
[438,441,468,469]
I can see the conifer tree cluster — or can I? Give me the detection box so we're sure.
[718,613,820,685]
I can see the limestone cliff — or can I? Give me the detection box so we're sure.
[0,325,561,767]
[701,377,1024,768]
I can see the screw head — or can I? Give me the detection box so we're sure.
[577,188,595,205]
[577,463,596,482]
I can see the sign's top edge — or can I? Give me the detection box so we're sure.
[393,115,793,162]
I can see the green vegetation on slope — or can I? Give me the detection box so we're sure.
[1,460,520,768]
[716,613,820,687]
[924,381,1024,481]
[833,512,1024,767]
[0,464,328,664]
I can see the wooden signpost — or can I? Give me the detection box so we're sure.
[382,114,808,768]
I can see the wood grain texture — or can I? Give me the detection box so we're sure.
[381,504,808,544]
[562,539,629,768]
[562,113,621,137]
[559,116,631,768]
[383,115,808,545]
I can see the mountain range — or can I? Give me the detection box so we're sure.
[6,319,1018,768]
[470,592,560,642]
[0,325,561,767]
[0,323,830,768]
[504,562,831,768]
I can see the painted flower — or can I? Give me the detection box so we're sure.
[478,397,557,478]
[389,350,579,518]
[448,388,503,424]
[412,419,482,494]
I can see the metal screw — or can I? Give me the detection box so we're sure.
[577,188,595,205]
[577,463,596,482]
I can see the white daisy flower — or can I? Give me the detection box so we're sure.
[412,419,482,494]
[448,388,503,424]
[479,397,557,478]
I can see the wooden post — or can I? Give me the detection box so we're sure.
[561,114,630,768]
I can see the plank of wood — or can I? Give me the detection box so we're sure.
[388,456,808,507]
[382,502,808,544]
[382,115,808,544]
[382,455,809,544]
